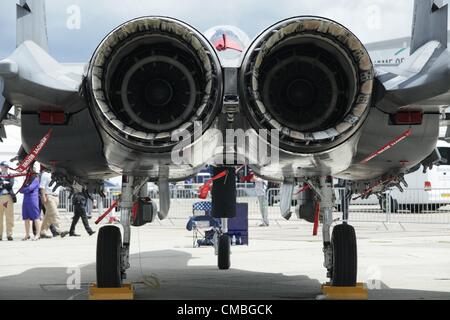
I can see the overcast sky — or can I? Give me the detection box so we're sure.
[0,0,443,62]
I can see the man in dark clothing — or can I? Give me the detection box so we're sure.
[70,191,96,237]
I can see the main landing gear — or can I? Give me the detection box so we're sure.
[95,172,357,290]
[319,177,357,287]
[96,176,150,288]
[96,225,123,288]
[95,168,236,287]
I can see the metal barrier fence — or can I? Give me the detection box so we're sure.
[265,188,449,225]
[57,185,450,225]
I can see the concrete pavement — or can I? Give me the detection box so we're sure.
[0,219,449,300]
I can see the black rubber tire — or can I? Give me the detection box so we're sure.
[96,226,123,288]
[218,234,231,270]
[331,223,357,287]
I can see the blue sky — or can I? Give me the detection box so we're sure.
[0,0,432,62]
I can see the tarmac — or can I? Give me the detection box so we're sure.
[0,217,449,300]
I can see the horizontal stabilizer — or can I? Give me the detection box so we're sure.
[411,0,448,54]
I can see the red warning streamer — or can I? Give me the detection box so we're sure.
[95,200,119,225]
[198,170,227,200]
[312,202,321,236]
[360,129,412,165]
[10,129,53,173]
[353,178,393,201]
[294,184,311,195]
[240,173,255,183]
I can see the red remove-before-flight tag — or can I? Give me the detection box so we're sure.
[313,203,321,236]
[10,129,53,173]
[95,200,119,225]
[360,129,412,165]
[198,170,228,199]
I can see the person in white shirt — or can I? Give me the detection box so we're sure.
[252,176,269,227]
[39,167,69,239]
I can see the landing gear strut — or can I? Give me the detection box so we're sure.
[319,177,357,287]
[211,166,236,271]
[96,175,139,288]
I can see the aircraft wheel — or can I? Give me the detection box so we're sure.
[97,226,123,288]
[218,234,231,270]
[331,223,357,287]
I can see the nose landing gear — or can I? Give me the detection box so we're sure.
[217,232,231,270]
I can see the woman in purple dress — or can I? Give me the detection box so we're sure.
[20,172,41,241]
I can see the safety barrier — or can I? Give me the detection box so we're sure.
[384,188,450,225]
[267,188,450,225]
[55,185,450,225]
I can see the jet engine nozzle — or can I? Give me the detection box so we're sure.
[86,17,223,152]
[241,17,374,153]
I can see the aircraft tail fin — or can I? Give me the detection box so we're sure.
[410,0,448,55]
[16,0,48,51]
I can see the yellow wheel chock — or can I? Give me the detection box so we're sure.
[320,283,369,300]
[89,283,134,300]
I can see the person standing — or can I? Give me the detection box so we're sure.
[32,166,59,237]
[253,176,269,227]
[39,168,69,238]
[20,168,41,241]
[85,196,93,220]
[69,190,95,237]
[0,161,15,241]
